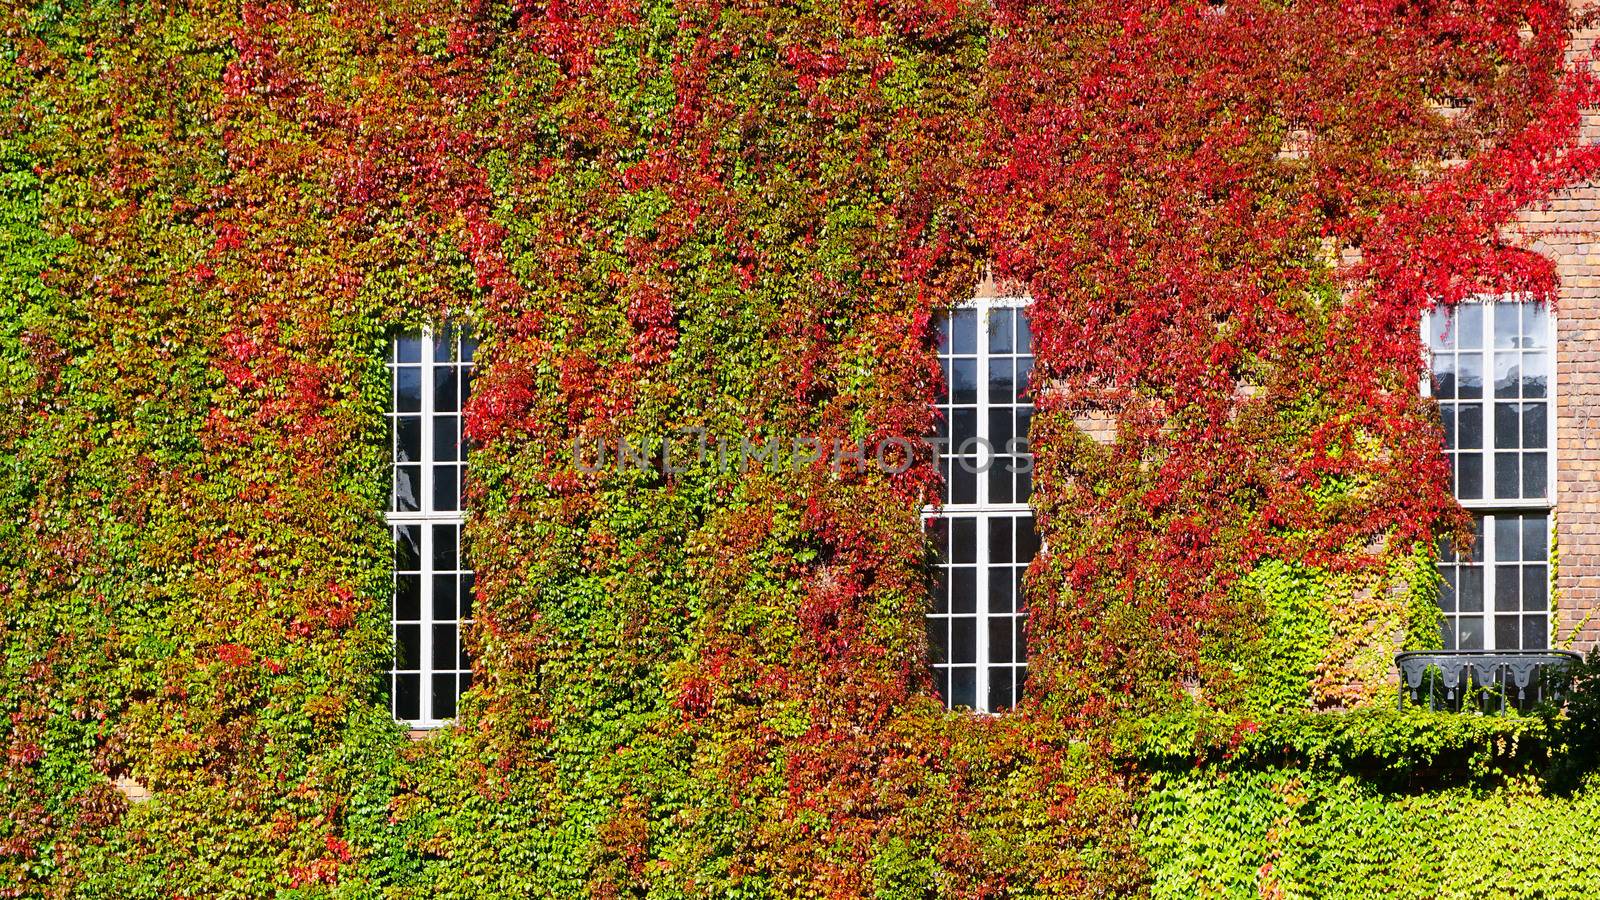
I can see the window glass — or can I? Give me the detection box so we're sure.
[1428,299,1552,653]
[929,299,1035,712]
[1438,513,1548,651]
[387,327,476,726]
[1430,300,1550,503]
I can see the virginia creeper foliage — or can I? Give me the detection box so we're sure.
[1,0,1597,896]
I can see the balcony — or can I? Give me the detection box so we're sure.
[1396,650,1581,714]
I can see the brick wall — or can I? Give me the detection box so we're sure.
[1510,7,1600,649]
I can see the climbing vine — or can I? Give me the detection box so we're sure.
[3,0,1599,897]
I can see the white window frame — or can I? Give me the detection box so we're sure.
[386,326,475,728]
[1423,296,1556,651]
[925,294,1037,713]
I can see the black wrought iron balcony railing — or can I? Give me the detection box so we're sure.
[1396,650,1582,714]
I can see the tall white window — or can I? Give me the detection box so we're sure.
[387,328,476,726]
[927,297,1038,712]
[1426,300,1553,651]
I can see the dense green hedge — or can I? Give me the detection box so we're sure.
[1141,768,1600,899]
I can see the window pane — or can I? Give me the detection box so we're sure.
[989,568,1014,613]
[950,359,977,404]
[1523,352,1548,398]
[950,619,975,664]
[1523,304,1549,348]
[927,619,948,663]
[434,416,460,462]
[433,574,457,620]
[1433,357,1456,398]
[1522,403,1546,449]
[988,667,1015,711]
[951,408,977,452]
[1523,453,1547,500]
[1457,405,1482,450]
[432,524,459,571]
[393,674,420,720]
[1458,355,1482,399]
[989,359,1014,404]
[1494,566,1519,612]
[951,518,976,565]
[989,460,1016,504]
[1494,303,1519,349]
[950,464,977,505]
[1494,355,1519,399]
[432,624,457,670]
[396,366,421,413]
[988,621,1013,664]
[1494,403,1519,450]
[433,465,461,512]
[1522,567,1547,612]
[394,525,421,571]
[1523,616,1548,651]
[1429,310,1454,350]
[1017,517,1040,561]
[393,465,421,512]
[395,334,422,363]
[950,309,977,355]
[1458,568,1484,612]
[1494,517,1520,559]
[950,667,976,708]
[988,308,1013,353]
[395,624,419,670]
[397,416,421,462]
[395,575,420,621]
[989,407,1015,449]
[432,674,458,720]
[951,568,976,614]
[1495,616,1521,650]
[1494,453,1520,499]
[1457,305,1483,348]
[989,518,1013,564]
[434,366,459,412]
[1522,516,1548,561]
[433,331,458,362]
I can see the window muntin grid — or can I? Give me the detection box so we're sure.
[387,329,476,727]
[1437,513,1549,651]
[1426,299,1553,653]
[927,298,1036,712]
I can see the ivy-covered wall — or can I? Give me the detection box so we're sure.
[5,0,1600,897]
